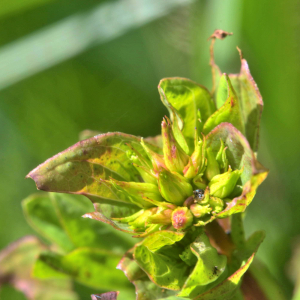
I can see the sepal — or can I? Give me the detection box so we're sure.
[158,170,193,205]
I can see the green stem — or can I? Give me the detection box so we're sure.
[230,213,245,249]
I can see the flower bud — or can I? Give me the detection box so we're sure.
[193,173,207,190]
[158,170,193,205]
[208,167,243,198]
[190,204,212,218]
[215,140,228,172]
[126,148,149,168]
[162,118,189,174]
[127,146,157,184]
[209,196,224,213]
[172,207,193,230]
[112,209,145,223]
[129,208,157,231]
[147,207,173,225]
[141,138,167,174]
[132,163,157,185]
[183,136,206,178]
[183,157,196,179]
[110,178,163,208]
[205,147,220,181]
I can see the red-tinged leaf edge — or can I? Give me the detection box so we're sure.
[194,253,254,300]
[193,230,265,300]
[196,123,268,225]
[117,248,178,300]
[82,211,140,235]
[211,46,263,152]
[144,135,163,148]
[91,291,119,300]
[26,132,160,191]
[26,132,162,222]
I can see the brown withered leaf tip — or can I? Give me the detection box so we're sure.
[208,29,233,40]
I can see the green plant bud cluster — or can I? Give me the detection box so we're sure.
[26,34,269,299]
[110,122,244,235]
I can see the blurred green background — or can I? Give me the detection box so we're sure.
[0,0,299,298]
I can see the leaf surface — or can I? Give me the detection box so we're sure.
[117,249,177,300]
[206,122,267,184]
[33,248,130,291]
[22,193,134,253]
[194,230,265,300]
[0,236,78,300]
[203,75,245,135]
[193,255,250,299]
[196,123,268,224]
[158,78,216,151]
[27,133,160,219]
[134,231,188,290]
[214,52,263,151]
[82,208,139,235]
[22,193,74,252]
[178,233,227,298]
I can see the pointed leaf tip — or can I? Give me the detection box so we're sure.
[26,132,162,212]
[212,47,263,151]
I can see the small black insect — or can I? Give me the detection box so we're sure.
[212,266,219,276]
[193,189,204,201]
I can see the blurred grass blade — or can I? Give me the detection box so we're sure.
[0,0,194,90]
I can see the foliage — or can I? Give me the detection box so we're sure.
[0,31,284,300]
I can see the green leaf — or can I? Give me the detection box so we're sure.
[33,251,69,279]
[22,192,135,254]
[228,56,263,152]
[158,78,216,151]
[236,231,265,263]
[0,236,78,300]
[195,123,268,226]
[33,247,130,291]
[82,209,140,235]
[134,231,189,290]
[26,133,160,219]
[178,233,227,298]
[214,52,263,152]
[217,168,268,218]
[193,230,265,300]
[203,74,245,135]
[194,253,253,300]
[109,179,164,208]
[215,73,230,109]
[206,122,265,185]
[117,249,177,300]
[206,123,268,213]
[230,213,246,250]
[50,193,135,252]
[22,193,74,252]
